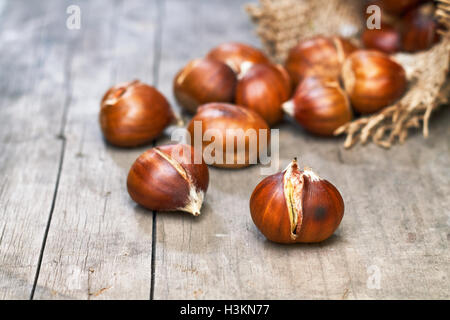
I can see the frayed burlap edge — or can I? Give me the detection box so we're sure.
[246,0,450,149]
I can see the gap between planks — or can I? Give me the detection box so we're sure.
[29,24,80,301]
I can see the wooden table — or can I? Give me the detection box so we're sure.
[0,0,449,300]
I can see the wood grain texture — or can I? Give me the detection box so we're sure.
[0,0,449,300]
[32,0,159,299]
[152,0,450,299]
[0,0,76,299]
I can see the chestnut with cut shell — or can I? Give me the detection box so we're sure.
[250,158,344,243]
[100,80,175,147]
[127,144,209,216]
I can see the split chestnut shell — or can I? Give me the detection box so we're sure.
[127,144,209,216]
[250,159,344,243]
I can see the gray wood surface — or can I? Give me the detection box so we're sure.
[32,0,158,300]
[0,0,76,299]
[0,0,449,300]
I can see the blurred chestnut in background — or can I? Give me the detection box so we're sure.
[173,58,237,113]
[100,80,175,147]
[285,36,357,87]
[187,103,270,169]
[250,158,344,243]
[342,50,407,114]
[379,0,421,16]
[401,3,441,52]
[206,42,271,76]
[362,23,401,53]
[127,144,209,216]
[283,76,352,136]
[235,64,291,126]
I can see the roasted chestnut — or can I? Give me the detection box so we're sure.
[362,23,401,54]
[187,103,270,169]
[173,58,237,113]
[250,158,344,243]
[127,144,209,216]
[100,80,175,147]
[285,36,357,87]
[341,50,407,114]
[235,64,291,126]
[380,0,421,15]
[206,42,271,76]
[283,76,352,136]
[401,3,441,52]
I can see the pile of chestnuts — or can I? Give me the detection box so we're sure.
[282,36,407,136]
[362,0,442,54]
[174,42,291,126]
[98,18,442,243]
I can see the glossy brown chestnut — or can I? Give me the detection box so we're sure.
[342,50,407,114]
[206,42,271,76]
[401,3,440,52]
[282,76,352,136]
[250,158,344,243]
[100,80,175,147]
[362,23,401,54]
[127,144,209,216]
[235,64,291,126]
[187,103,270,169]
[285,36,357,87]
[173,58,237,113]
[380,0,421,15]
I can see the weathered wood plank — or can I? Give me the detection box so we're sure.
[33,0,159,299]
[0,0,78,299]
[153,0,450,299]
[1,0,448,300]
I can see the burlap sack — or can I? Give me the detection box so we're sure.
[246,0,450,148]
